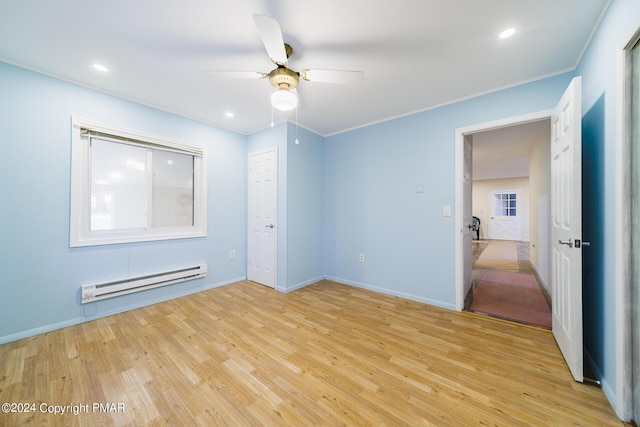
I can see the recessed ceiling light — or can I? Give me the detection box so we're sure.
[225,112,235,118]
[93,63,109,72]
[499,28,516,39]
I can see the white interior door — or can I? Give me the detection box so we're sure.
[489,190,521,240]
[248,148,277,288]
[463,135,473,299]
[551,76,583,382]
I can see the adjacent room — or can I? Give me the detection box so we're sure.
[1,0,639,425]
[465,120,553,329]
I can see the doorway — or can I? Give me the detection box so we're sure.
[455,111,553,312]
[456,77,585,382]
[464,120,551,329]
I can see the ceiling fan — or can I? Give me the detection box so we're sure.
[205,14,364,111]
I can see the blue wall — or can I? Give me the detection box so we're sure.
[246,122,325,291]
[582,93,607,391]
[575,0,640,412]
[286,123,325,290]
[0,61,248,343]
[324,73,573,308]
[1,0,637,415]
[0,65,325,343]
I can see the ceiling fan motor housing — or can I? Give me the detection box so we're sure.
[269,66,299,90]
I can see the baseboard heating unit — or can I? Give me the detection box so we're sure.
[81,264,207,304]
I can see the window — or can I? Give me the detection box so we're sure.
[70,117,206,247]
[493,192,517,217]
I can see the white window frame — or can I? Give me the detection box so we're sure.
[70,117,207,247]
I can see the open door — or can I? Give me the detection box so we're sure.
[551,76,583,382]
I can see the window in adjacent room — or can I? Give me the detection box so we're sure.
[70,117,207,247]
[493,192,517,217]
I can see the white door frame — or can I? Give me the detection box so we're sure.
[616,27,640,421]
[462,135,474,301]
[455,110,552,311]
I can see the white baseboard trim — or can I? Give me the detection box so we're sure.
[585,348,617,412]
[531,264,550,294]
[325,276,456,311]
[281,276,325,293]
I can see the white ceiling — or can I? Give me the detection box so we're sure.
[472,119,550,181]
[0,0,608,136]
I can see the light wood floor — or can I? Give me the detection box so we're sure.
[0,280,626,426]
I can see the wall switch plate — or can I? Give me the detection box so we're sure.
[442,205,452,217]
[229,250,236,260]
[358,253,365,263]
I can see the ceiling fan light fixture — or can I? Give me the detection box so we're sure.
[271,88,298,111]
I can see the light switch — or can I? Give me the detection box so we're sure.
[442,205,451,217]
[416,182,424,193]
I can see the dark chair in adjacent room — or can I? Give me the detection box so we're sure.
[471,216,480,240]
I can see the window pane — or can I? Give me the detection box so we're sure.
[152,150,194,227]
[510,193,516,199]
[510,209,516,216]
[90,138,148,231]
[510,200,516,207]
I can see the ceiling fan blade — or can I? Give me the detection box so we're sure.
[300,69,364,84]
[253,14,288,66]
[203,71,267,79]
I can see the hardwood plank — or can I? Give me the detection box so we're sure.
[0,280,628,426]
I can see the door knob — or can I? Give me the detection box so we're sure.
[265,224,274,229]
[558,239,573,247]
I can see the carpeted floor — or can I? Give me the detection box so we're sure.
[470,269,552,328]
[468,240,552,329]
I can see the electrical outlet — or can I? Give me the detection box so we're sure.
[229,250,236,260]
[359,253,365,263]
